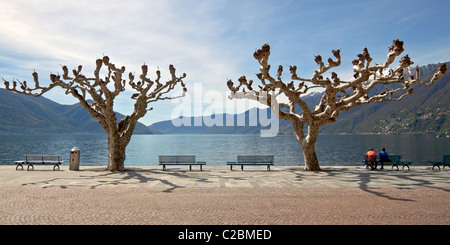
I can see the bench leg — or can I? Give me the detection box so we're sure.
[189,165,192,171]
[230,165,233,171]
[53,164,60,171]
[267,165,270,171]
[241,165,244,171]
[200,165,203,171]
[27,164,34,171]
[392,164,399,171]
[162,165,166,171]
[16,164,23,171]
[402,165,410,171]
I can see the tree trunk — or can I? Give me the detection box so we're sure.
[301,141,321,171]
[294,123,322,171]
[106,133,126,171]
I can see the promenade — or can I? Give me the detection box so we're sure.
[0,165,449,225]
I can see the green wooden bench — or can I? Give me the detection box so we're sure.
[364,155,412,171]
[159,155,206,171]
[227,155,274,171]
[428,155,450,170]
[383,155,412,171]
[15,154,63,171]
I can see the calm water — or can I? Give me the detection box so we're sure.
[0,134,448,166]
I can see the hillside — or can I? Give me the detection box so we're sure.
[0,89,155,135]
[320,62,450,134]
[149,62,450,135]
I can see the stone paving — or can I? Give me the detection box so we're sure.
[0,165,449,225]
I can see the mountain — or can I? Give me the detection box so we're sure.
[0,88,156,135]
[149,62,450,135]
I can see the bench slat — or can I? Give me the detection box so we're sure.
[237,155,274,164]
[159,155,196,163]
[25,154,62,162]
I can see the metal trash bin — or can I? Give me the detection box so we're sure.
[70,147,80,170]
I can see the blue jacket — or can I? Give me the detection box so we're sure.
[378,151,389,162]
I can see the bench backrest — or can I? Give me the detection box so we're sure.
[159,155,196,163]
[237,155,274,163]
[388,155,401,163]
[25,154,62,162]
[443,155,450,163]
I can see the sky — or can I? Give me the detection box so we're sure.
[0,0,449,126]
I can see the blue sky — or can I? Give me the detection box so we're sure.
[0,0,449,125]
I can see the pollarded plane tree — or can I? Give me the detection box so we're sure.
[3,56,187,171]
[227,39,447,170]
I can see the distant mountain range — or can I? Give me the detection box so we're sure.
[147,108,276,135]
[0,88,155,134]
[0,62,448,135]
[149,62,450,135]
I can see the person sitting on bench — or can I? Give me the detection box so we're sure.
[377,147,390,170]
[365,148,377,170]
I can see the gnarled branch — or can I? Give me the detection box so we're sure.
[228,39,446,126]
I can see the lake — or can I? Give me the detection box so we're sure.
[0,134,448,167]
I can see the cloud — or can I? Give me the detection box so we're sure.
[0,0,254,124]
